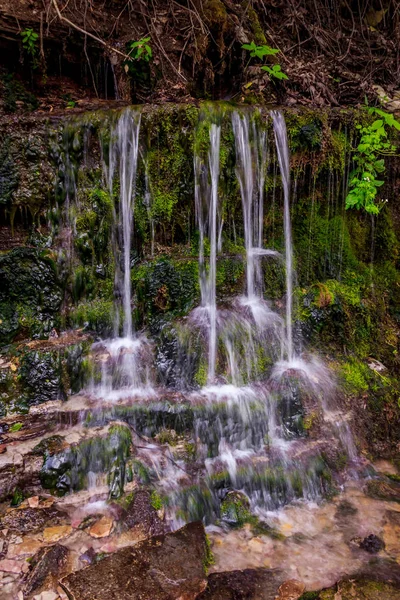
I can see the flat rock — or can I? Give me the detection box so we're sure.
[89,516,114,539]
[7,537,43,557]
[60,521,207,600]
[0,558,24,573]
[43,525,72,543]
[1,507,69,534]
[24,544,70,596]
[198,568,285,599]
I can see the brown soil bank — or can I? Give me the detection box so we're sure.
[0,0,400,110]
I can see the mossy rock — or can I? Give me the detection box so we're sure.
[318,578,400,600]
[40,424,132,496]
[0,248,62,344]
[365,478,400,503]
[220,491,251,527]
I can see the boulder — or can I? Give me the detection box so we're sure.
[60,521,208,600]
[198,568,285,599]
[24,544,70,597]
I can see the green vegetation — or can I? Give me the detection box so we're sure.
[20,28,39,66]
[150,490,165,510]
[126,37,152,64]
[242,42,288,80]
[10,487,24,507]
[203,534,215,573]
[346,108,400,214]
[9,422,23,432]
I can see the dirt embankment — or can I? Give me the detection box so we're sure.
[0,0,400,112]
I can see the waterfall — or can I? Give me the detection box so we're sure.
[90,108,154,400]
[232,111,270,299]
[194,118,221,383]
[272,111,294,362]
[108,109,141,338]
[61,105,358,520]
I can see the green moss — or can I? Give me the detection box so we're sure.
[194,358,208,387]
[150,490,165,510]
[246,6,267,45]
[203,534,215,574]
[338,359,369,394]
[10,487,25,507]
[220,491,252,527]
[70,298,114,335]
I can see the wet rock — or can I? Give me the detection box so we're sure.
[79,547,96,565]
[320,577,400,600]
[277,580,305,600]
[24,544,70,596]
[383,511,400,557]
[1,506,69,534]
[28,496,40,508]
[108,457,126,499]
[359,534,385,554]
[198,568,285,599]
[365,478,400,503]
[124,489,164,537]
[60,521,208,600]
[220,491,251,527]
[89,516,113,539]
[43,525,72,543]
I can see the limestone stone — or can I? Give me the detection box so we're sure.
[7,537,42,557]
[43,526,72,543]
[88,516,114,539]
[0,558,24,573]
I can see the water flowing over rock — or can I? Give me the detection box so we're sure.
[1,102,400,599]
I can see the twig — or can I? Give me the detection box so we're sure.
[50,0,132,61]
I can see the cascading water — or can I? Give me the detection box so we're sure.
[194,117,221,383]
[61,105,357,524]
[272,111,294,361]
[90,108,154,400]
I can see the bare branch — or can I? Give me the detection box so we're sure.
[50,0,132,62]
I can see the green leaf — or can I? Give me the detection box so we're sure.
[242,42,256,51]
[371,119,383,130]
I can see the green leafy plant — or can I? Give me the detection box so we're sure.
[242,42,288,81]
[242,41,279,59]
[10,422,23,432]
[20,28,39,65]
[345,108,400,214]
[124,37,152,72]
[261,64,288,80]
